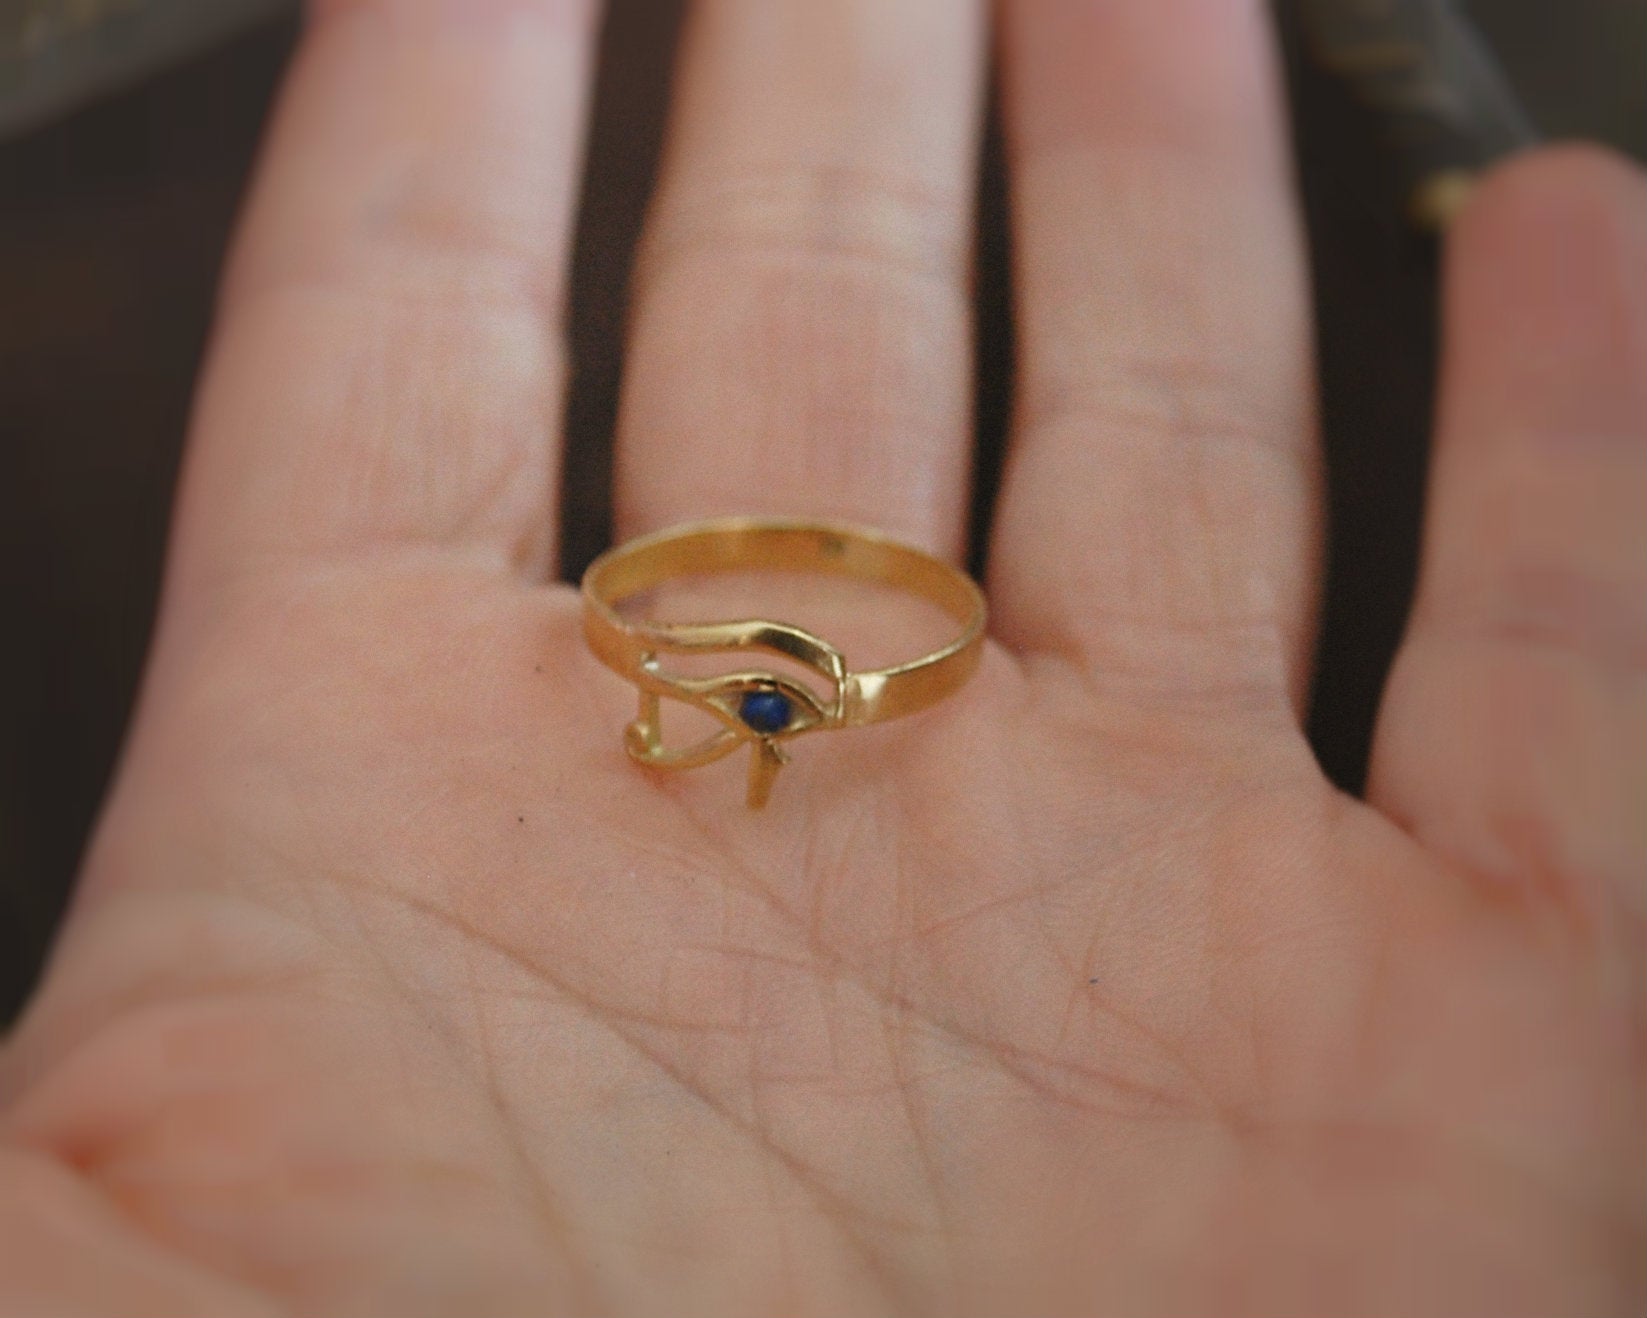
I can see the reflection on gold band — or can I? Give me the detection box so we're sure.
[581,518,987,808]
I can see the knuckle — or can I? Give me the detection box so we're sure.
[1420,564,1647,680]
[1020,345,1302,461]
[638,163,969,293]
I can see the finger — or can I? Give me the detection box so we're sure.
[1369,147,1647,931]
[169,0,599,590]
[614,0,986,559]
[988,0,1319,712]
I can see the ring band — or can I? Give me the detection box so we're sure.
[581,517,987,808]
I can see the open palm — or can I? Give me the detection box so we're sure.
[3,2,1642,1315]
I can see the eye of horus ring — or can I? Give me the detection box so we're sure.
[580,518,987,808]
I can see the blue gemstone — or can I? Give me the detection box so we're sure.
[738,689,792,735]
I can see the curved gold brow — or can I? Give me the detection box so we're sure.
[624,619,847,807]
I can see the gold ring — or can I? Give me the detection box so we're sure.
[581,517,987,808]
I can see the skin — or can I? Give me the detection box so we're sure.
[1,0,1643,1314]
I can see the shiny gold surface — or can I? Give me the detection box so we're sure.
[581,518,987,808]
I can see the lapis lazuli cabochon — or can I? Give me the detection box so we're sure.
[738,689,792,735]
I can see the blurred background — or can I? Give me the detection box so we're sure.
[2,0,1644,1022]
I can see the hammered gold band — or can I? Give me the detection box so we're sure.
[581,518,987,808]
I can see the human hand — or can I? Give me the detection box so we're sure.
[3,2,1642,1315]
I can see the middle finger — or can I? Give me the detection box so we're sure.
[613,0,986,560]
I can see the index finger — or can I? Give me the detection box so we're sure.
[169,0,600,595]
